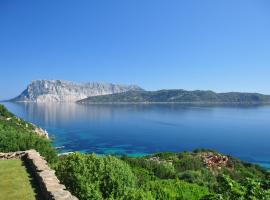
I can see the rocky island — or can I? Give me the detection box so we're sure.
[10,80,143,102]
[9,80,270,105]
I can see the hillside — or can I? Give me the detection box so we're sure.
[56,150,270,200]
[0,104,57,162]
[78,89,270,104]
[10,80,143,102]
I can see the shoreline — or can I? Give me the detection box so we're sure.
[5,101,270,106]
[57,149,270,170]
[77,101,270,106]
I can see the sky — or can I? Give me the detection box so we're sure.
[0,0,270,100]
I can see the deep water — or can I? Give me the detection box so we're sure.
[2,102,270,169]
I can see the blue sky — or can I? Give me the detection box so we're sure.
[0,0,270,99]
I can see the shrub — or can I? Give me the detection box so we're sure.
[122,188,154,200]
[142,179,210,200]
[175,153,204,171]
[0,104,13,118]
[56,153,136,200]
[0,120,57,163]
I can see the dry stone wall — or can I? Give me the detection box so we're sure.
[0,150,78,200]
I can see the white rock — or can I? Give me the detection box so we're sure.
[11,80,143,102]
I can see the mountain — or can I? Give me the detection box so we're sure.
[78,89,270,104]
[10,80,143,102]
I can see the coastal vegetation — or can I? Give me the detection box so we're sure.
[56,151,270,200]
[55,153,210,200]
[78,90,270,104]
[0,105,57,163]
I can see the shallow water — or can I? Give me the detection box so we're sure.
[2,102,270,168]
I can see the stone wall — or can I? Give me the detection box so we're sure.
[0,150,78,200]
[0,151,26,159]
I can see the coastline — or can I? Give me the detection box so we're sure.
[77,101,270,108]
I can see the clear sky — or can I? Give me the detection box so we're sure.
[0,0,270,100]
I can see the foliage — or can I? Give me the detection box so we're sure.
[56,153,211,200]
[244,178,270,200]
[0,105,57,163]
[0,104,13,118]
[215,175,270,200]
[122,188,154,200]
[121,150,270,200]
[142,179,209,200]
[56,153,136,200]
[216,175,246,199]
[176,152,205,171]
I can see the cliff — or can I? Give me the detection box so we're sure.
[10,80,143,102]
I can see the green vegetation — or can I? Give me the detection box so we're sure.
[0,104,57,163]
[78,90,270,104]
[56,150,270,200]
[0,159,37,200]
[56,153,210,200]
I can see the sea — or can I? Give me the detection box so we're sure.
[2,102,270,169]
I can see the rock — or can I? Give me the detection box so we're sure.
[34,127,49,138]
[10,80,143,102]
[202,152,229,170]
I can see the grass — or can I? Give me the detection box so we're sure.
[0,159,37,200]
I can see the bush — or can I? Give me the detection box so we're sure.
[0,119,57,163]
[175,153,204,171]
[178,169,217,189]
[0,105,13,118]
[214,175,270,200]
[142,179,209,200]
[122,188,154,200]
[56,153,137,200]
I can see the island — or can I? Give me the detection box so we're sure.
[78,89,270,105]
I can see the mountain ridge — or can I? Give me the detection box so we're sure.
[77,89,270,104]
[10,80,143,102]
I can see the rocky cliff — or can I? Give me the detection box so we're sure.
[10,80,143,102]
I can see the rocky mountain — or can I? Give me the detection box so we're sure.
[78,89,270,104]
[10,80,143,102]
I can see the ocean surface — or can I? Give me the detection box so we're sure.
[2,102,270,169]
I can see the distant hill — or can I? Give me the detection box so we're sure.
[10,80,143,102]
[77,89,270,104]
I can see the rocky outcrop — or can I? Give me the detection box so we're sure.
[10,80,143,102]
[202,152,229,171]
[0,150,78,200]
[34,127,49,138]
[1,114,49,138]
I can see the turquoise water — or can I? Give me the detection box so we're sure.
[2,102,270,168]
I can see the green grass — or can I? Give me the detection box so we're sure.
[0,159,37,200]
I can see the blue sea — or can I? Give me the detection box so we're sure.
[2,102,270,169]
